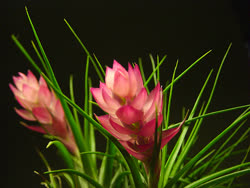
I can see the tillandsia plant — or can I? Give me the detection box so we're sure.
[9,7,250,188]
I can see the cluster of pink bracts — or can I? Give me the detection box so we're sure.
[9,70,77,154]
[10,61,182,163]
[91,60,182,162]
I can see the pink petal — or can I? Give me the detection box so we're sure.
[9,84,21,98]
[32,107,52,124]
[90,87,109,112]
[113,71,130,98]
[131,88,148,110]
[109,117,137,134]
[113,60,127,74]
[22,84,38,102]
[128,63,137,97]
[116,105,143,125]
[27,70,39,88]
[38,85,51,107]
[22,123,46,134]
[15,95,33,110]
[143,83,162,122]
[50,118,68,138]
[96,115,131,141]
[136,142,154,153]
[119,140,147,161]
[105,67,116,89]
[133,64,144,93]
[102,85,121,112]
[39,76,48,87]
[26,125,46,134]
[138,114,163,137]
[160,126,182,149]
[13,76,24,91]
[54,99,64,120]
[15,108,36,121]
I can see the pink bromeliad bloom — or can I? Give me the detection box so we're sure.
[91,60,183,162]
[9,70,77,154]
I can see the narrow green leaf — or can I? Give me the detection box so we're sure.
[88,78,97,168]
[149,54,157,86]
[138,57,149,93]
[84,56,90,143]
[93,53,106,77]
[47,141,74,169]
[159,60,178,187]
[170,70,213,177]
[209,127,250,174]
[167,105,250,130]
[11,35,42,74]
[165,59,178,129]
[144,55,167,87]
[197,169,250,188]
[37,150,58,188]
[163,49,212,93]
[24,8,96,179]
[163,125,189,186]
[69,75,80,126]
[25,6,54,83]
[184,163,250,188]
[64,19,104,82]
[201,120,246,175]
[44,169,103,188]
[165,111,250,187]
[99,140,116,188]
[111,171,131,188]
[30,40,49,74]
[227,145,250,187]
[157,55,160,81]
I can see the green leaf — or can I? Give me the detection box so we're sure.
[197,169,250,188]
[167,105,250,130]
[184,163,250,188]
[138,57,149,93]
[64,19,104,82]
[165,110,250,187]
[110,171,131,188]
[99,140,116,188]
[159,59,178,187]
[44,169,103,188]
[23,8,97,179]
[69,75,80,126]
[37,150,58,188]
[163,49,212,93]
[93,53,106,77]
[47,141,75,169]
[162,125,189,186]
[149,54,157,86]
[88,78,97,168]
[144,55,167,87]
[209,127,250,174]
[84,56,90,144]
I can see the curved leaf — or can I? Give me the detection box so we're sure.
[44,169,103,188]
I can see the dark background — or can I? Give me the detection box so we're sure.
[7,0,249,187]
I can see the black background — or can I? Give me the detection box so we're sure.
[7,0,249,187]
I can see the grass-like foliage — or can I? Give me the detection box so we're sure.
[10,7,249,188]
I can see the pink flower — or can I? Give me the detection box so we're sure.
[9,70,77,154]
[91,60,183,162]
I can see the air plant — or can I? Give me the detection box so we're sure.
[9,7,249,188]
